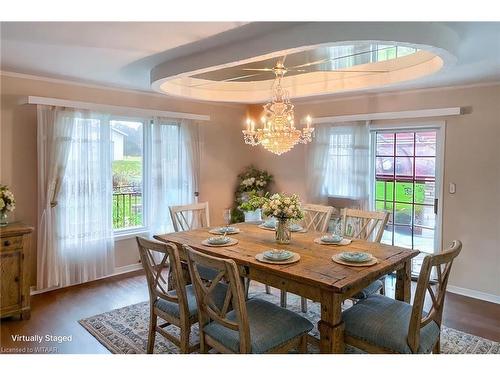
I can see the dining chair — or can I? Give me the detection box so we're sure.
[341,208,390,300]
[169,201,210,232]
[280,203,335,313]
[168,202,211,290]
[185,245,314,354]
[342,240,462,354]
[136,237,227,354]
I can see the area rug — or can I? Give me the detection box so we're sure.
[79,284,500,354]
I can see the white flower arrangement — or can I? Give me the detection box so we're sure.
[0,185,16,213]
[261,193,304,221]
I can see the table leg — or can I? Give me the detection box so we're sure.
[395,260,411,302]
[318,291,344,353]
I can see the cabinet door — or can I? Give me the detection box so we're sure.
[0,250,22,310]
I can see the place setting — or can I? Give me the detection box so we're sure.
[255,248,301,265]
[332,251,379,267]
[202,208,239,247]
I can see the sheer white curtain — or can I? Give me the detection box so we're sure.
[306,121,370,208]
[37,105,73,289]
[37,106,115,289]
[148,117,200,234]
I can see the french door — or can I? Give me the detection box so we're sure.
[371,125,444,275]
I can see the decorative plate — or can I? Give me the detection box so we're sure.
[263,249,294,261]
[332,254,378,267]
[201,237,239,247]
[339,251,372,263]
[208,227,240,235]
[314,238,352,246]
[255,252,300,265]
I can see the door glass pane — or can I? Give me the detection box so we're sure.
[416,131,436,156]
[394,203,413,225]
[381,224,393,245]
[375,180,394,201]
[376,157,394,176]
[414,227,435,254]
[414,205,436,228]
[376,133,394,156]
[395,157,413,177]
[394,225,412,248]
[396,132,414,156]
[395,181,413,203]
[415,181,435,205]
[415,157,435,178]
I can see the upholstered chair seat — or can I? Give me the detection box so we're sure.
[203,298,314,354]
[343,294,440,353]
[156,283,227,319]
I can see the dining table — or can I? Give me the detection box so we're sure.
[154,222,420,354]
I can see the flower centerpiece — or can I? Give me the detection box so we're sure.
[232,166,273,223]
[0,185,16,226]
[260,193,304,244]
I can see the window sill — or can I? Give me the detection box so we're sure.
[114,227,150,242]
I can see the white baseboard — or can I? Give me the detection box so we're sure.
[447,284,500,304]
[113,263,143,275]
[31,262,143,295]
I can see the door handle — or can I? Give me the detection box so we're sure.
[434,198,438,215]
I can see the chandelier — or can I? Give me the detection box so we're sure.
[242,62,314,155]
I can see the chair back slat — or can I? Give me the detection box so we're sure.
[341,208,389,243]
[302,203,335,232]
[185,246,251,352]
[169,202,210,232]
[407,240,462,352]
[136,237,189,314]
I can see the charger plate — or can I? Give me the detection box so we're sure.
[314,238,352,246]
[332,254,378,267]
[208,227,241,235]
[201,238,239,247]
[255,252,301,264]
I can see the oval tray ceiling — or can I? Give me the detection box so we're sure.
[151,23,457,103]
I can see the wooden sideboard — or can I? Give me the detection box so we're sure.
[0,222,34,320]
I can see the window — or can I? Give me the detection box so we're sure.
[111,119,144,231]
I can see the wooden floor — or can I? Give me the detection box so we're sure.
[1,271,499,354]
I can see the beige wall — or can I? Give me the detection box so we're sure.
[249,84,500,297]
[0,74,251,282]
[1,72,499,299]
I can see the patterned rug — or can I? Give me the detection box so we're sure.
[79,284,500,354]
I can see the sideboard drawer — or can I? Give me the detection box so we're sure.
[0,236,24,252]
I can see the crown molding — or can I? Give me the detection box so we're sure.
[0,70,246,110]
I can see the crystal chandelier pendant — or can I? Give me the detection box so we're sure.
[242,62,314,155]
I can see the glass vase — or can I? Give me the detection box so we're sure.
[275,218,291,244]
[0,211,8,227]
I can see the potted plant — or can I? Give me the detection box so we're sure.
[0,185,16,226]
[231,166,273,223]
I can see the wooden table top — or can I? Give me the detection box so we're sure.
[154,223,419,294]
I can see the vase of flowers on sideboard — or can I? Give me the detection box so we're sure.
[0,185,16,226]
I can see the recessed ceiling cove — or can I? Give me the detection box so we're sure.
[151,23,458,103]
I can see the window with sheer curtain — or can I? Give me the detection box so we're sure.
[37,107,200,290]
[306,122,370,207]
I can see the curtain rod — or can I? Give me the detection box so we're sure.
[301,107,462,124]
[20,96,211,122]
